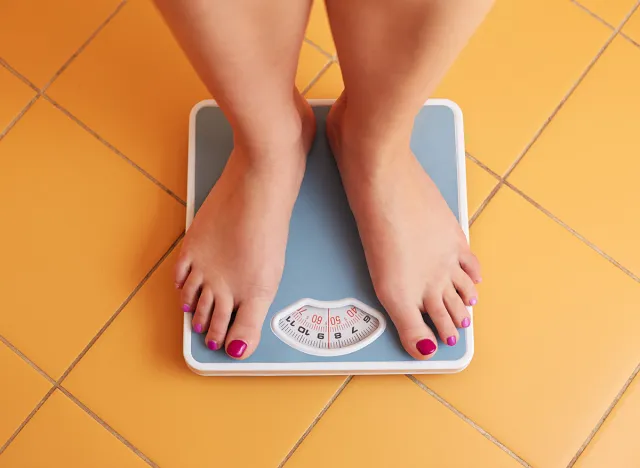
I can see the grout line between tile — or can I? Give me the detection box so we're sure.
[465,152,502,224]
[0,0,125,142]
[0,335,57,386]
[0,95,39,142]
[567,362,640,467]
[406,376,531,467]
[303,37,335,59]
[620,31,640,48]
[500,1,639,183]
[42,95,186,206]
[0,386,56,455]
[0,233,183,459]
[470,158,640,284]
[278,376,353,467]
[504,181,640,282]
[472,0,640,227]
[57,386,158,467]
[56,232,185,385]
[0,58,40,93]
[466,152,502,181]
[469,182,502,226]
[570,0,616,30]
[571,1,640,50]
[40,0,128,93]
[470,1,640,277]
[301,58,337,96]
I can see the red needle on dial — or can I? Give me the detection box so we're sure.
[327,308,330,349]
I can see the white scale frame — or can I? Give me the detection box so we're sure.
[183,99,474,376]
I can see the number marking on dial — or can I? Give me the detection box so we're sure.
[271,298,386,357]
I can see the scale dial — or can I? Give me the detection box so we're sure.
[271,298,386,357]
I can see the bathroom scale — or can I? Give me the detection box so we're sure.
[183,99,473,376]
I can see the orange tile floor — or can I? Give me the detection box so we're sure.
[1,0,639,467]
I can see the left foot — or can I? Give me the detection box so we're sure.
[327,96,482,360]
[175,92,315,359]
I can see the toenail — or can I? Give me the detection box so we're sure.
[416,339,437,356]
[182,303,191,312]
[175,282,181,289]
[461,317,471,328]
[207,340,219,351]
[227,340,247,358]
[469,297,478,306]
[194,323,203,333]
[447,336,457,346]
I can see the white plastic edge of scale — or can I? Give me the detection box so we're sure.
[183,98,474,376]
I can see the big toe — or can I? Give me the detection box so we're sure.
[385,302,439,360]
[224,298,270,360]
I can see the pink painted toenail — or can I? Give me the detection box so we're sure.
[194,323,203,334]
[447,336,457,346]
[207,340,219,351]
[416,339,437,356]
[461,317,471,328]
[175,282,181,289]
[227,340,247,358]
[469,297,477,306]
[182,304,191,312]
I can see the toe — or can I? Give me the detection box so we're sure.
[453,268,478,307]
[174,251,191,289]
[181,271,202,313]
[192,287,213,334]
[443,285,470,335]
[384,301,439,360]
[205,293,234,351]
[460,251,482,284]
[224,298,271,360]
[423,294,459,346]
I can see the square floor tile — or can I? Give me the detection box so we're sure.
[305,0,335,56]
[509,37,640,276]
[0,67,36,133]
[466,159,499,217]
[0,342,51,446]
[575,374,640,468]
[0,0,121,88]
[296,42,332,92]
[623,7,640,43]
[304,62,343,98]
[0,390,147,468]
[287,376,521,468]
[47,0,211,199]
[419,187,640,468]
[433,0,610,174]
[63,247,346,468]
[578,0,637,25]
[0,99,184,378]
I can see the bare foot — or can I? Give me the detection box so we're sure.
[175,92,315,359]
[327,95,481,360]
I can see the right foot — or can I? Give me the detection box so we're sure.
[327,95,481,360]
[175,92,315,359]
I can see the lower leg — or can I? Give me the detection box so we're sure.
[326,0,492,359]
[154,0,314,359]
[327,0,493,153]
[155,0,313,149]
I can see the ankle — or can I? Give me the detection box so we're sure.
[232,93,315,165]
[328,100,413,179]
